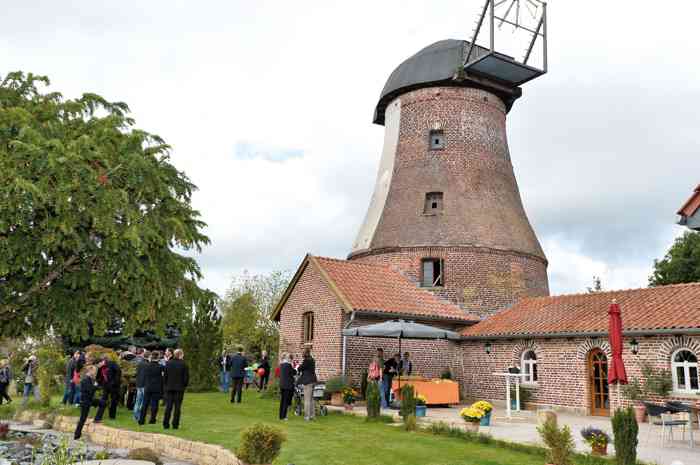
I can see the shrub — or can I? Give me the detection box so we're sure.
[404,414,417,431]
[237,423,286,465]
[36,339,66,407]
[325,375,349,394]
[127,448,163,465]
[612,407,638,465]
[360,369,368,399]
[621,379,644,402]
[180,292,223,392]
[440,368,453,379]
[641,363,672,398]
[365,381,381,418]
[399,384,416,418]
[460,406,485,423]
[41,437,87,465]
[0,404,16,420]
[537,418,575,465]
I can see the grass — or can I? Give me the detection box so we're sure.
[28,392,611,465]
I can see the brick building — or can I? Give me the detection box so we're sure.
[272,40,700,416]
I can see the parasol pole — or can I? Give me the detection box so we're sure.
[397,333,402,404]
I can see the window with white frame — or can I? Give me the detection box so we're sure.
[521,350,538,384]
[671,349,699,394]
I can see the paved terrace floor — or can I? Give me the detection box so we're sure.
[329,405,699,465]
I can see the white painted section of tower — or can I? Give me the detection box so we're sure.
[351,99,401,253]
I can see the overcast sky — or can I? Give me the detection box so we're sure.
[3,0,699,297]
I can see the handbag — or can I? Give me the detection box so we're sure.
[72,370,80,385]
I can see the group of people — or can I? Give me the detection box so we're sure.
[219,348,270,395]
[0,354,51,406]
[368,349,413,409]
[277,348,316,421]
[73,348,189,440]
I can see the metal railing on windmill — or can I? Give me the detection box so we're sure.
[463,0,548,88]
[342,320,462,408]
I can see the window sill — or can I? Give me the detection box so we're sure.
[522,382,538,387]
[420,286,445,290]
[670,391,700,399]
[422,213,443,217]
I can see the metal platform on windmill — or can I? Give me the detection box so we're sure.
[463,0,548,87]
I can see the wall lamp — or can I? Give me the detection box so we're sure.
[485,342,492,354]
[630,338,639,355]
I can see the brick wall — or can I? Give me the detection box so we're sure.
[277,261,345,381]
[460,334,700,415]
[351,246,548,319]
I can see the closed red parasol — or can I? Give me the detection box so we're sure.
[607,300,628,385]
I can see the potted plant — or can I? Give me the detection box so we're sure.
[537,419,574,465]
[325,375,349,407]
[509,384,533,410]
[580,426,610,456]
[473,400,493,426]
[642,363,673,398]
[459,406,484,432]
[342,387,358,410]
[415,394,427,417]
[621,378,646,423]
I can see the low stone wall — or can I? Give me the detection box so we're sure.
[14,410,242,465]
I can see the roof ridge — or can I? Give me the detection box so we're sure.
[517,281,700,302]
[313,255,395,271]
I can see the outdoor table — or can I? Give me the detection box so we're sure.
[391,377,459,405]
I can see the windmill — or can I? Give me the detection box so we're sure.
[464,0,548,87]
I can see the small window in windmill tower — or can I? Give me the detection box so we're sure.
[302,312,314,343]
[429,130,446,150]
[421,258,444,287]
[424,192,443,214]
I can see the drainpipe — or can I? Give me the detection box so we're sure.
[342,311,356,377]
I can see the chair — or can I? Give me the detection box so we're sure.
[660,412,694,447]
[644,402,671,444]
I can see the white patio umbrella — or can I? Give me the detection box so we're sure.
[342,319,461,397]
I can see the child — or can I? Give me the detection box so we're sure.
[74,365,101,440]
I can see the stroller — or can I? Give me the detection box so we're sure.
[293,379,328,417]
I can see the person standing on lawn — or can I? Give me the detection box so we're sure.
[94,356,121,422]
[132,350,149,421]
[219,349,231,393]
[278,353,295,420]
[381,353,399,409]
[74,365,101,440]
[400,352,413,376]
[258,350,271,391]
[139,351,164,425]
[298,347,318,421]
[0,359,12,404]
[63,351,83,405]
[229,346,247,404]
[21,355,40,405]
[163,349,189,429]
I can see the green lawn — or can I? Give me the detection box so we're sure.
[33,392,605,465]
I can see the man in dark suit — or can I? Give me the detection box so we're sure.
[163,349,189,429]
[74,365,102,440]
[139,351,164,425]
[94,356,121,421]
[278,353,295,420]
[229,346,247,404]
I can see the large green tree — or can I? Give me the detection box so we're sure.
[649,231,700,286]
[0,72,209,338]
[180,291,223,391]
[221,270,291,355]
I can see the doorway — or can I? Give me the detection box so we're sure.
[588,349,610,416]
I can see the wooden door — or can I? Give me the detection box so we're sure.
[588,349,610,416]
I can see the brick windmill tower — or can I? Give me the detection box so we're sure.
[349,0,551,318]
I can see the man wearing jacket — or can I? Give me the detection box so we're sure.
[132,350,149,422]
[278,353,295,420]
[74,365,101,440]
[139,351,164,425]
[94,357,122,421]
[163,349,189,429]
[229,346,247,404]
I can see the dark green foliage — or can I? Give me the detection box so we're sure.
[612,408,638,465]
[127,448,163,465]
[365,381,381,418]
[36,339,65,406]
[649,231,700,286]
[621,379,644,402]
[325,375,349,394]
[360,369,368,399]
[537,419,575,465]
[400,384,416,418]
[237,423,286,465]
[0,72,210,338]
[440,368,453,380]
[180,292,223,392]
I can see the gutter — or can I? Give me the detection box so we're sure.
[460,327,700,341]
[341,311,356,377]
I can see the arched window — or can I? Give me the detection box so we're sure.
[521,350,538,384]
[671,349,699,394]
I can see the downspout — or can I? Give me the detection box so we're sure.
[342,311,356,377]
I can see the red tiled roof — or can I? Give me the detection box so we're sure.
[314,256,478,322]
[677,185,700,217]
[463,282,700,337]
